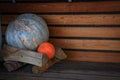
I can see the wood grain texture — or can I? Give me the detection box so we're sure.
[50,39,120,51]
[2,26,120,38]
[65,51,120,63]
[1,1,120,13]
[2,14,120,25]
[4,50,48,67]
[0,73,120,80]
[2,45,48,67]
[1,61,120,80]
[49,27,120,38]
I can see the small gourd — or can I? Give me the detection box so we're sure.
[37,42,55,59]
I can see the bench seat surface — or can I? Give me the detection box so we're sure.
[0,61,120,80]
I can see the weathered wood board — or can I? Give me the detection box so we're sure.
[1,1,120,13]
[2,45,48,67]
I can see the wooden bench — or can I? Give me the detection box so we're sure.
[0,0,120,80]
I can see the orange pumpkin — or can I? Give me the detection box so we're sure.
[37,42,55,59]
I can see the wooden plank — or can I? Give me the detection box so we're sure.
[40,73,120,80]
[0,71,120,80]
[50,39,120,51]
[2,26,120,38]
[1,61,120,80]
[2,45,48,67]
[49,27,120,38]
[1,61,120,74]
[1,62,120,80]
[1,1,120,13]
[0,76,72,80]
[2,14,120,25]
[3,50,48,67]
[65,51,120,63]
[47,62,120,78]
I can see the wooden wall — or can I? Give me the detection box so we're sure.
[0,1,120,63]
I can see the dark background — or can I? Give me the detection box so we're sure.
[0,0,118,3]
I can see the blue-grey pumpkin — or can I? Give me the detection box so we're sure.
[6,14,49,50]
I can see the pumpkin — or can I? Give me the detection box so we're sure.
[6,13,49,50]
[37,42,55,59]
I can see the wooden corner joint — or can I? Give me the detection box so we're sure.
[32,47,67,74]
